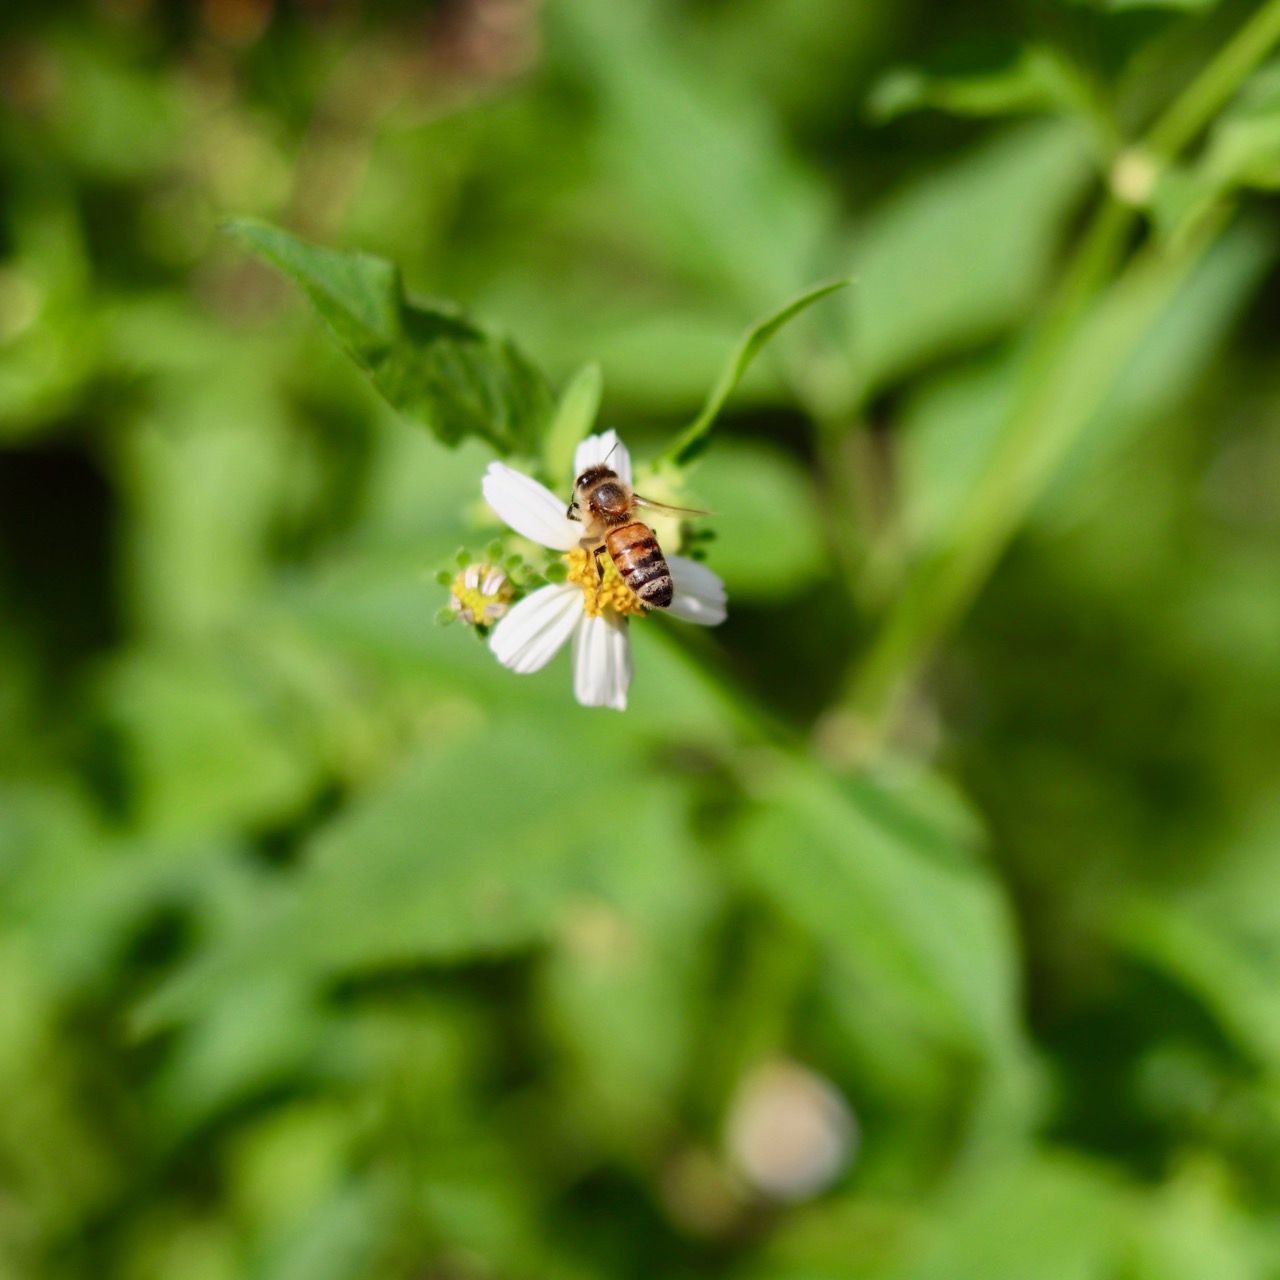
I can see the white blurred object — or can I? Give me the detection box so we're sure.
[726,1059,857,1202]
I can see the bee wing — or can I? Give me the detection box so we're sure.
[633,493,714,518]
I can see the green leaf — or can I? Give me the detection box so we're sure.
[1145,64,1280,242]
[554,0,838,309]
[868,46,1093,124]
[1114,898,1280,1068]
[841,120,1095,401]
[542,361,603,487]
[891,1155,1123,1280]
[1110,802,1280,1071]
[733,758,1024,1061]
[686,441,826,599]
[662,278,849,466]
[1089,0,1219,10]
[95,646,325,839]
[899,217,1272,554]
[537,790,718,1153]
[140,719,637,1027]
[227,219,554,455]
[1129,1162,1271,1280]
[1203,61,1280,191]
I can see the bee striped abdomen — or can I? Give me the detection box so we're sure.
[605,522,674,609]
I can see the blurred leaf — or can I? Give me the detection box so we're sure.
[843,121,1094,399]
[734,758,1024,1060]
[116,376,291,639]
[1148,64,1280,240]
[1123,891,1280,1062]
[1129,1158,1275,1280]
[252,1182,383,1280]
[1043,216,1273,503]
[538,788,719,1150]
[142,719,640,1027]
[95,646,324,839]
[47,32,188,179]
[663,278,849,466]
[900,216,1272,552]
[750,1155,1122,1280]
[484,289,772,418]
[888,1155,1123,1280]
[543,362,604,488]
[868,46,1093,123]
[1089,0,1219,10]
[152,973,332,1131]
[1203,61,1280,190]
[228,220,554,455]
[554,0,838,308]
[685,441,826,599]
[1112,801,1280,1071]
[0,191,102,437]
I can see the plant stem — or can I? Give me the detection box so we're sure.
[842,195,1135,730]
[1145,0,1280,161]
[842,0,1280,742]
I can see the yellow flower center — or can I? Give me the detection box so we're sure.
[450,564,513,625]
[566,547,647,618]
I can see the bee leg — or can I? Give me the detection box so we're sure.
[593,546,607,582]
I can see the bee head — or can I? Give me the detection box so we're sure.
[573,463,614,492]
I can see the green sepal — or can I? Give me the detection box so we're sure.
[662,279,850,468]
[543,362,604,487]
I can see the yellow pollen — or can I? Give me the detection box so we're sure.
[566,547,647,618]
[449,564,513,625]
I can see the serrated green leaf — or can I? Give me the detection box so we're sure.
[662,278,849,466]
[228,219,554,455]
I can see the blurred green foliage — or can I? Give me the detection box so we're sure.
[3,0,1280,1276]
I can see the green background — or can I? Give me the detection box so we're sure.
[3,0,1280,1275]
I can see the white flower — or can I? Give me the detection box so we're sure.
[481,430,727,711]
[448,563,513,626]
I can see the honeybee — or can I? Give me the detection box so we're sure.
[567,463,707,609]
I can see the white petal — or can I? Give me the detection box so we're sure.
[666,555,728,626]
[483,463,579,551]
[572,613,633,711]
[574,430,632,486]
[489,584,582,674]
[668,555,726,602]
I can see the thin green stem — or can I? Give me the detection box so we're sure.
[843,196,1136,729]
[1145,0,1280,161]
[842,1,1280,742]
